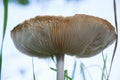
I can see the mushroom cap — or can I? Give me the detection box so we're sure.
[11,14,116,58]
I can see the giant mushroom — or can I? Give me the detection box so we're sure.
[11,14,116,80]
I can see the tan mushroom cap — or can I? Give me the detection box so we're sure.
[11,14,116,58]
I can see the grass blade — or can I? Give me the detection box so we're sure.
[101,53,107,80]
[3,0,8,38]
[0,0,8,79]
[107,0,118,79]
[64,70,72,80]
[32,57,36,80]
[50,67,57,71]
[51,56,56,64]
[80,63,86,80]
[71,59,77,80]
[50,67,72,80]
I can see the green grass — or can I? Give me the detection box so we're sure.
[32,57,36,80]
[0,0,8,79]
[107,0,118,79]
[101,53,108,80]
[50,66,72,80]
[80,63,86,80]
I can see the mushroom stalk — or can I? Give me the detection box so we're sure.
[11,14,116,80]
[56,53,64,80]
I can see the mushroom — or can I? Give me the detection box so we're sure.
[11,14,116,80]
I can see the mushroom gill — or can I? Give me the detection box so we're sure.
[11,14,116,80]
[11,14,116,58]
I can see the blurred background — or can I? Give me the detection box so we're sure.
[0,0,120,80]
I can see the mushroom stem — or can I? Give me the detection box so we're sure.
[56,53,64,80]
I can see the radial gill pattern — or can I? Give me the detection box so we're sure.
[11,14,116,58]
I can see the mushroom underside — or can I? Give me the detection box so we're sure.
[11,14,116,58]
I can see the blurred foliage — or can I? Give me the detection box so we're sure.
[8,0,83,5]
[9,0,29,5]
[17,0,29,5]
